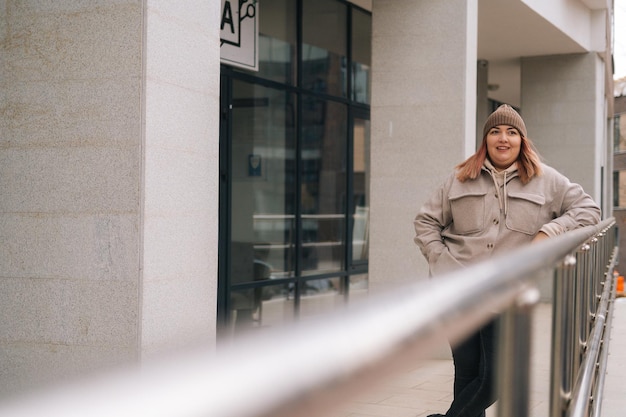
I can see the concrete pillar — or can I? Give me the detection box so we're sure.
[141,1,220,357]
[521,53,607,299]
[369,0,478,289]
[0,2,220,394]
[521,53,605,205]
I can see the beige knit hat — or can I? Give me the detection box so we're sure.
[482,104,527,138]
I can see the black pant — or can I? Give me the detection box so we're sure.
[445,319,498,417]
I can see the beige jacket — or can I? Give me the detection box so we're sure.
[414,162,601,276]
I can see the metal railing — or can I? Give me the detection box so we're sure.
[0,219,618,417]
[554,221,618,417]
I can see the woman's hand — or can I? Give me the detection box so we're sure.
[532,231,549,243]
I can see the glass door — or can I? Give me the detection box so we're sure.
[218,0,371,335]
[351,114,370,265]
[219,78,371,333]
[221,78,298,332]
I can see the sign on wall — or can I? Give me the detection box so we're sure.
[221,0,259,71]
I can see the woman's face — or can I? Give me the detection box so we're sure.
[486,124,522,170]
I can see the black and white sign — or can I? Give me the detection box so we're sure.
[220,0,258,71]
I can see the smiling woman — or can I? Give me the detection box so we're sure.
[413,104,601,417]
[481,105,526,171]
[456,105,541,184]
[485,125,522,170]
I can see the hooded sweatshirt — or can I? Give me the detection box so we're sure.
[414,161,601,277]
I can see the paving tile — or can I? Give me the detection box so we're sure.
[329,300,626,417]
[600,298,626,416]
[338,401,428,417]
[332,304,552,417]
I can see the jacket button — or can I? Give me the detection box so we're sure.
[493,219,499,225]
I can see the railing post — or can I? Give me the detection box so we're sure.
[497,287,539,417]
[595,233,605,304]
[573,244,590,379]
[591,250,618,417]
[588,237,599,321]
[551,254,577,417]
[597,233,603,285]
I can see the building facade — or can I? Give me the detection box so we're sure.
[0,0,615,395]
[613,79,626,268]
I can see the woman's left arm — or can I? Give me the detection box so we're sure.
[538,174,601,238]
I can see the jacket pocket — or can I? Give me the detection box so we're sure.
[429,248,463,277]
[431,247,465,276]
[505,191,545,235]
[449,191,487,234]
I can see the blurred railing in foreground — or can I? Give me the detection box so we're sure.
[0,219,618,417]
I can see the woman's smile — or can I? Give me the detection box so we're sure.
[486,125,521,170]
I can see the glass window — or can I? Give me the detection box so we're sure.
[220,1,371,333]
[351,8,371,104]
[615,170,626,208]
[302,0,348,97]
[230,80,297,285]
[239,0,297,85]
[230,286,295,331]
[299,277,344,318]
[614,171,620,208]
[616,114,626,152]
[301,97,347,275]
[352,117,370,263]
[349,273,368,301]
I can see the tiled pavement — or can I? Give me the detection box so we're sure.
[328,300,626,417]
[600,297,626,416]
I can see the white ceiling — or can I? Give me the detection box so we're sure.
[356,0,601,106]
[478,0,590,105]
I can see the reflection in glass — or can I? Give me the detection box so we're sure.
[230,286,295,332]
[255,0,297,84]
[230,81,297,286]
[349,274,369,302]
[302,0,347,97]
[616,114,626,152]
[616,171,626,208]
[614,114,626,209]
[351,8,371,104]
[299,277,343,319]
[301,98,347,275]
[352,118,370,263]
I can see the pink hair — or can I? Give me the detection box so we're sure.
[456,132,542,184]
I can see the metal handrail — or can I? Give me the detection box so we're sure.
[0,219,617,417]
[567,259,613,417]
[592,274,616,417]
[564,226,618,417]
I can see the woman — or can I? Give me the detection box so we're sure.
[414,104,601,417]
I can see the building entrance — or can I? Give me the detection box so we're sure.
[218,0,371,335]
